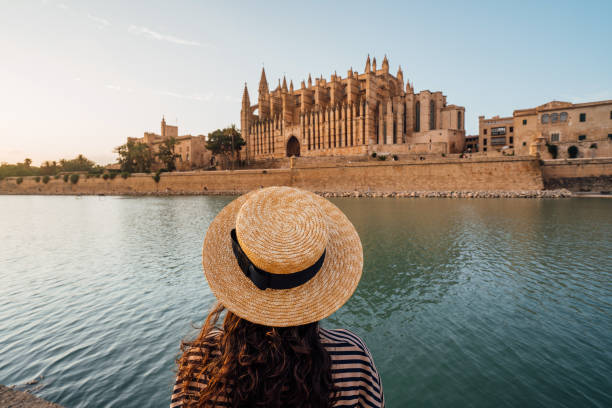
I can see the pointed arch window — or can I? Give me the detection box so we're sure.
[430,100,436,130]
[457,111,462,129]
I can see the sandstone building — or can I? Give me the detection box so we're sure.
[128,117,211,170]
[241,56,466,162]
[480,99,612,159]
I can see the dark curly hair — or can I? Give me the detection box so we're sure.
[176,302,338,408]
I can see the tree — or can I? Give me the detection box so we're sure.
[156,137,180,171]
[205,125,245,169]
[115,140,152,173]
[59,154,97,172]
[24,158,32,168]
[40,161,60,175]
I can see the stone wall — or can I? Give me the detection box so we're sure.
[0,157,545,195]
[541,157,612,192]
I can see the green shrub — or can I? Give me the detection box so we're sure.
[109,173,117,180]
[371,152,377,158]
[121,171,130,179]
[42,175,50,184]
[34,176,41,182]
[54,174,61,179]
[96,174,101,178]
[441,153,446,157]
[63,174,69,182]
[590,143,598,149]
[568,145,579,159]
[70,174,79,184]
[152,172,161,183]
[103,173,109,180]
[377,154,387,161]
[16,177,23,184]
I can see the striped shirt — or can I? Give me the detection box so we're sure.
[171,327,384,408]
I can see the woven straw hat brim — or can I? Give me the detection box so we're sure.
[202,189,363,327]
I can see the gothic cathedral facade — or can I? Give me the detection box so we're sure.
[241,56,466,161]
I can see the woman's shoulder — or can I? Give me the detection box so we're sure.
[319,327,371,351]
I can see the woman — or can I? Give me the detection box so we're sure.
[172,186,384,408]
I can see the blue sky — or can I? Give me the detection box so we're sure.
[1,0,611,165]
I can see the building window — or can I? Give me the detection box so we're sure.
[523,142,527,146]
[610,111,612,119]
[509,136,514,144]
[491,137,506,146]
[457,111,462,129]
[542,114,549,124]
[510,126,514,132]
[580,113,586,122]
[483,138,487,146]
[560,112,568,122]
[551,113,559,123]
[551,133,560,142]
[484,129,487,135]
[578,135,586,141]
[491,127,506,136]
[429,100,436,130]
[523,119,527,125]
[414,102,420,132]
[483,147,487,152]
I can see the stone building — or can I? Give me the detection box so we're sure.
[465,135,479,152]
[478,116,515,153]
[128,117,212,170]
[241,56,466,162]
[481,99,612,159]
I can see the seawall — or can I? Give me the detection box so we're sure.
[541,157,612,192]
[0,385,64,407]
[0,157,545,195]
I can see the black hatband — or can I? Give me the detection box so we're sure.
[230,229,326,291]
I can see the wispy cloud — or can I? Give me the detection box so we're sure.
[157,90,214,101]
[88,14,110,28]
[128,25,202,47]
[562,90,612,104]
[105,84,121,91]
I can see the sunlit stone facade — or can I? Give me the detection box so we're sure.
[241,56,466,161]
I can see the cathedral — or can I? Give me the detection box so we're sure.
[241,56,466,161]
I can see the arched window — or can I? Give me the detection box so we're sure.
[560,112,568,122]
[457,111,462,129]
[429,100,436,130]
[415,102,420,132]
[542,114,549,124]
[551,113,559,123]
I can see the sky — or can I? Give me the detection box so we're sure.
[1,0,611,165]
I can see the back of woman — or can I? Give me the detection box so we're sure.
[172,187,384,407]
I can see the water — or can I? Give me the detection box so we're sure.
[0,196,611,407]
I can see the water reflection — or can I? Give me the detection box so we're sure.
[0,196,611,408]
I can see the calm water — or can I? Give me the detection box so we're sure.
[1,196,611,407]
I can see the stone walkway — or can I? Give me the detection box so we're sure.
[0,385,63,408]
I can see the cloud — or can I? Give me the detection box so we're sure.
[128,25,202,47]
[57,3,69,10]
[88,14,110,28]
[157,90,214,102]
[105,84,121,91]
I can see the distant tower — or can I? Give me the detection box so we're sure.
[397,65,404,84]
[258,67,270,119]
[241,83,251,160]
[364,55,371,73]
[161,115,166,138]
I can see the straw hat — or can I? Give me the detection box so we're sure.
[202,186,363,327]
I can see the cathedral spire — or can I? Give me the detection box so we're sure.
[258,67,269,94]
[289,80,294,92]
[242,82,250,107]
[397,65,403,83]
[282,75,288,92]
[372,57,377,72]
[382,55,389,73]
[364,54,371,73]
[308,73,312,87]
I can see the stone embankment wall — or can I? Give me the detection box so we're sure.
[0,385,63,407]
[542,157,612,192]
[0,157,544,195]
